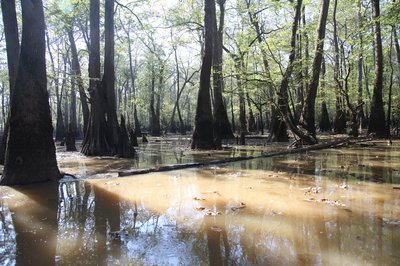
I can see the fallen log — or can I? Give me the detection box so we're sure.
[118,136,375,177]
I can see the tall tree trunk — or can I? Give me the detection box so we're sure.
[1,0,61,185]
[357,0,366,128]
[103,0,119,152]
[386,31,395,136]
[81,0,111,156]
[246,93,256,132]
[126,31,141,136]
[68,29,89,136]
[333,0,346,134]
[368,0,385,137]
[70,74,77,135]
[192,0,218,149]
[301,0,330,136]
[213,0,234,140]
[149,65,160,136]
[319,58,331,132]
[0,0,20,165]
[269,0,302,142]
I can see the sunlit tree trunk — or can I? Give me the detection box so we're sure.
[192,0,218,149]
[301,0,330,137]
[1,0,61,185]
[368,0,385,137]
[269,0,302,142]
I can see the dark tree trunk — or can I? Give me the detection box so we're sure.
[319,58,331,132]
[66,123,77,151]
[68,29,89,135]
[149,66,160,136]
[103,0,119,152]
[192,0,218,149]
[332,0,346,134]
[81,0,111,156]
[357,0,366,129]
[117,115,135,158]
[1,0,61,185]
[368,0,385,137]
[301,0,330,136]
[125,30,141,136]
[0,0,20,165]
[269,0,302,142]
[213,0,234,140]
[70,74,77,136]
[386,31,395,136]
[246,93,257,132]
[129,128,138,147]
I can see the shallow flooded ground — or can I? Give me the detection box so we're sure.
[1,138,400,265]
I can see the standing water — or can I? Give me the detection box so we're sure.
[0,139,399,265]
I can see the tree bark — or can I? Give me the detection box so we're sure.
[213,0,234,140]
[103,0,119,152]
[1,0,61,185]
[269,0,302,142]
[368,0,386,137]
[68,29,89,136]
[81,0,111,156]
[357,0,366,128]
[300,0,330,136]
[192,0,218,149]
[319,58,331,132]
[0,0,20,165]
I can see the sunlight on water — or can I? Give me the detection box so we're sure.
[1,140,400,265]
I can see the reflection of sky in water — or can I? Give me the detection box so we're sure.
[1,140,400,265]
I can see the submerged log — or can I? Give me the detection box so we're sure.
[118,136,375,177]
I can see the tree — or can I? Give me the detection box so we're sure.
[0,0,20,165]
[81,0,112,155]
[212,0,234,141]
[300,0,330,137]
[68,28,89,136]
[1,0,61,185]
[192,0,218,149]
[332,0,346,134]
[368,0,386,137]
[103,0,119,152]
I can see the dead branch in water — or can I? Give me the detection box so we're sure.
[118,136,375,177]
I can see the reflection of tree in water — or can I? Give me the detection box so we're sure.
[8,183,59,265]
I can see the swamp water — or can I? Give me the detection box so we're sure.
[0,139,400,265]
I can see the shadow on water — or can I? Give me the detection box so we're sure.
[1,140,400,265]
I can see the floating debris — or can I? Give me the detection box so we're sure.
[231,202,246,211]
[193,196,206,201]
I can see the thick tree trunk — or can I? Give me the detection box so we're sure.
[368,0,386,137]
[103,0,119,152]
[68,29,89,135]
[1,0,61,185]
[192,0,218,149]
[0,0,20,165]
[301,0,330,136]
[81,0,111,156]
[213,0,234,140]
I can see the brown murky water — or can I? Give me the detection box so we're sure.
[1,139,400,265]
